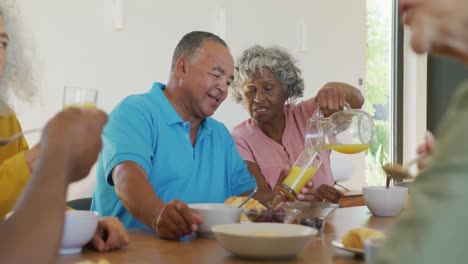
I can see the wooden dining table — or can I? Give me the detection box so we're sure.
[58,206,394,264]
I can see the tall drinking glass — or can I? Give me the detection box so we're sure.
[63,86,98,109]
[280,150,323,200]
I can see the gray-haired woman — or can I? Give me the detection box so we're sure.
[230,45,364,203]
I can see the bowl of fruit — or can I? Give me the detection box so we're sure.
[296,202,339,232]
[243,201,306,223]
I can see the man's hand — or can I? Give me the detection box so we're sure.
[154,200,203,240]
[416,131,437,170]
[90,217,129,252]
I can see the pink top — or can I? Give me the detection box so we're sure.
[231,98,334,190]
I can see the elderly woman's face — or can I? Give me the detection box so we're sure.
[0,16,7,78]
[242,70,288,123]
[400,0,468,62]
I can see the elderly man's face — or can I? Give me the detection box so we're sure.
[0,16,8,78]
[179,41,234,119]
[400,0,468,62]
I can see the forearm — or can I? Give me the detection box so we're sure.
[0,146,70,263]
[113,162,164,230]
[244,161,274,204]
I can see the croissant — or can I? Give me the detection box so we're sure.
[341,227,385,249]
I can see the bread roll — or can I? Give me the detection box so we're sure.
[341,228,385,249]
[224,196,266,210]
[224,196,266,222]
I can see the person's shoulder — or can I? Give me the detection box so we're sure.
[0,106,16,120]
[0,108,21,124]
[286,97,316,117]
[114,83,164,113]
[231,119,257,138]
[290,97,315,110]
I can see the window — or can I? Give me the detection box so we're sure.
[364,0,403,185]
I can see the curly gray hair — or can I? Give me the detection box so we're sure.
[230,45,304,104]
[0,1,39,116]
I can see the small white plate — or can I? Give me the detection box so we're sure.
[331,240,364,255]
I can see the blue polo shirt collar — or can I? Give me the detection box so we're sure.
[151,82,212,136]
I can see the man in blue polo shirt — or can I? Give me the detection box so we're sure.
[91,31,258,240]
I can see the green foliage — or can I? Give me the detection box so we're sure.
[365,0,390,116]
[365,0,392,185]
[365,144,388,186]
[370,120,389,162]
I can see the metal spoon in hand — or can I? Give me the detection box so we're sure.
[382,153,430,182]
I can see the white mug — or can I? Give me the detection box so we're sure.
[364,237,385,264]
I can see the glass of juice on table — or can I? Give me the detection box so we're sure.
[63,86,98,109]
[280,150,323,200]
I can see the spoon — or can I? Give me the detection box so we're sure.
[382,152,430,183]
[0,128,42,147]
[238,187,258,208]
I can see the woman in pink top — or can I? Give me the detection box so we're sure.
[230,45,364,202]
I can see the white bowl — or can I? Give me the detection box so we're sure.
[188,203,242,237]
[363,186,408,217]
[211,223,317,259]
[60,210,99,254]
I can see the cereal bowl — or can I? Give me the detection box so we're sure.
[5,210,99,255]
[60,210,99,254]
[363,186,408,217]
[211,223,317,259]
[188,203,242,237]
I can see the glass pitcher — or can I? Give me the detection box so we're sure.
[305,104,375,154]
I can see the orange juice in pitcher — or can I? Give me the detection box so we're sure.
[318,144,371,154]
[305,104,375,154]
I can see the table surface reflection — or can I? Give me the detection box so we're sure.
[57,206,394,264]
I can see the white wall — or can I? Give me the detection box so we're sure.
[11,0,366,199]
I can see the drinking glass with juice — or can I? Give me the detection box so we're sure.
[63,86,98,109]
[280,150,323,200]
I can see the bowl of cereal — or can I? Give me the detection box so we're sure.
[211,223,317,259]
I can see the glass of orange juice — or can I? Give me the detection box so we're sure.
[63,86,98,109]
[280,149,323,200]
